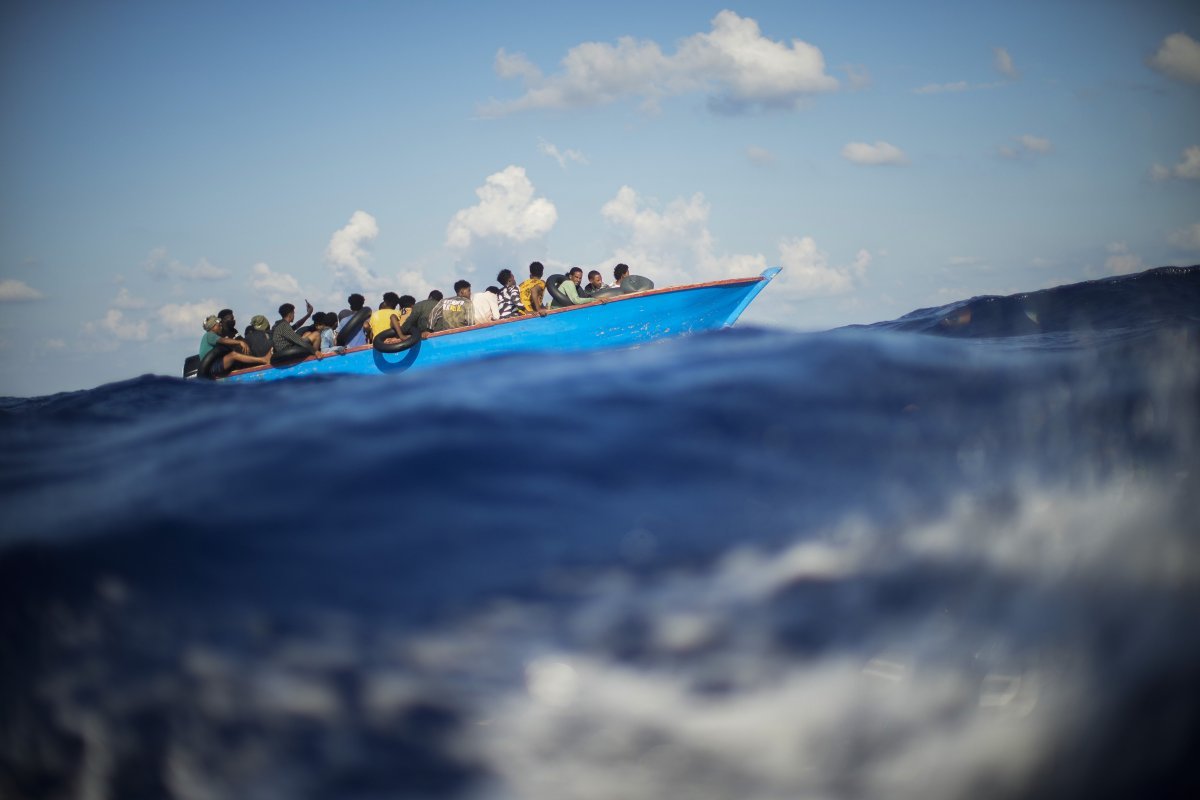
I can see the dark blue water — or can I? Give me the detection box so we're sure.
[2,266,1198,799]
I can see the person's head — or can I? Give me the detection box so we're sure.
[428,290,444,301]
[568,266,584,284]
[217,308,236,334]
[588,270,603,288]
[496,268,514,286]
[204,314,221,332]
[347,293,365,311]
[486,286,500,295]
[614,263,630,282]
[399,294,415,309]
[382,291,400,309]
[314,312,329,330]
[279,303,295,321]
[529,261,544,278]
[250,314,269,332]
[453,279,471,297]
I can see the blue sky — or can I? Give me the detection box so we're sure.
[2,0,1198,396]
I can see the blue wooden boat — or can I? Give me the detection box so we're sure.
[220,268,781,383]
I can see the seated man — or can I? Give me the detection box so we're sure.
[613,263,630,285]
[367,292,403,343]
[244,314,272,357]
[495,269,525,319]
[430,280,476,331]
[558,267,597,305]
[519,261,548,317]
[316,312,345,354]
[583,270,607,296]
[338,293,369,347]
[472,281,500,325]
[271,302,321,358]
[200,314,271,376]
[400,290,444,339]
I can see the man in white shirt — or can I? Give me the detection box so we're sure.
[472,285,500,325]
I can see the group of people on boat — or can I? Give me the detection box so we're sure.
[195,261,642,378]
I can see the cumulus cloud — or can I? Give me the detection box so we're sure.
[1147,32,1200,85]
[538,139,588,169]
[600,185,865,299]
[998,134,1053,159]
[1168,222,1200,251]
[324,210,381,291]
[84,309,149,342]
[482,10,838,116]
[841,141,909,166]
[1104,242,1145,275]
[446,166,557,250]
[993,47,1019,78]
[1150,145,1200,181]
[251,262,301,303]
[156,300,219,340]
[144,247,231,281]
[0,278,44,302]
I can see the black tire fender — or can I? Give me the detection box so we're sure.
[545,274,573,307]
[336,308,371,347]
[372,331,421,353]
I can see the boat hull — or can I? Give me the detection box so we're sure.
[222,268,780,383]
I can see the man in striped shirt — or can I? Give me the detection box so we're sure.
[495,269,525,319]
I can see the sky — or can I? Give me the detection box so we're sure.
[1,0,1198,396]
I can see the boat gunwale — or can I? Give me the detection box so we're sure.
[220,273,769,379]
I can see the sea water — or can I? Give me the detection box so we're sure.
[1,267,1198,799]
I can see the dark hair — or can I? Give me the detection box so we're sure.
[496,268,513,285]
[217,308,233,320]
[382,291,400,309]
[588,270,601,280]
[529,261,544,278]
[399,294,415,309]
[486,286,500,295]
[428,290,444,301]
[326,312,338,329]
[279,303,295,318]
[614,263,630,281]
[453,279,471,293]
[348,293,365,310]
[313,312,328,327]
[568,267,583,277]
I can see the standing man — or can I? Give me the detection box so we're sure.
[520,261,548,317]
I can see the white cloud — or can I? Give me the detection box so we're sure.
[746,146,776,166]
[1150,145,1200,181]
[446,165,557,250]
[144,247,231,281]
[0,278,44,302]
[1147,32,1200,85]
[251,261,301,303]
[600,185,864,299]
[156,299,219,340]
[84,309,149,342]
[483,10,838,116]
[841,141,909,166]
[1168,222,1200,251]
[912,81,969,95]
[325,210,380,288]
[112,287,146,309]
[538,139,588,169]
[993,47,1019,78]
[1104,242,1145,275]
[998,134,1053,159]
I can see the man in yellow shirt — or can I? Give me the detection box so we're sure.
[368,292,410,343]
[519,261,549,317]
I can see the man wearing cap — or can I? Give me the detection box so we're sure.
[199,315,272,376]
[244,314,273,357]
